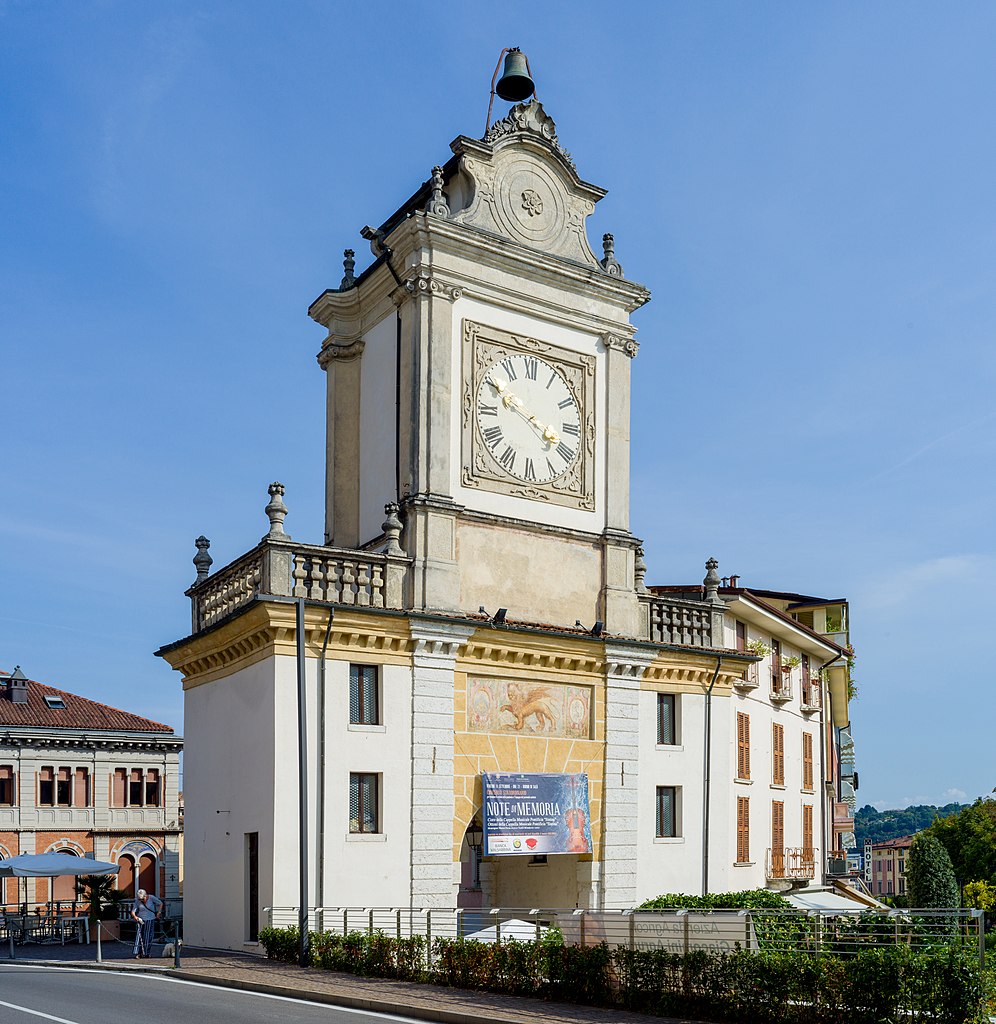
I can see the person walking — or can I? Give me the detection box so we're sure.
[131,888,163,958]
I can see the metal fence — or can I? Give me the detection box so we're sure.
[264,905,986,967]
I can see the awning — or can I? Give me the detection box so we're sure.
[0,854,120,877]
[785,888,880,913]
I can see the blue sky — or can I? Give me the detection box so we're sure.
[2,2,994,810]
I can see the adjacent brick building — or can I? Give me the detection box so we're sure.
[0,666,182,907]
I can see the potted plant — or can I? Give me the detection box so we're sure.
[76,875,125,940]
[745,638,771,658]
[782,656,801,671]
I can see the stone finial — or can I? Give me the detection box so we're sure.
[427,166,450,217]
[634,545,648,594]
[264,482,291,541]
[193,536,213,583]
[340,249,356,290]
[382,502,404,556]
[600,233,623,277]
[703,557,723,604]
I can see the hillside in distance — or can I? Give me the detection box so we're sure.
[855,802,967,846]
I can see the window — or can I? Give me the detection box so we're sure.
[803,804,814,857]
[38,766,54,806]
[655,786,678,838]
[801,654,811,703]
[129,769,143,806]
[43,695,66,709]
[802,733,814,790]
[772,800,785,856]
[736,796,750,862]
[112,768,127,807]
[145,770,161,807]
[656,693,677,745]
[736,712,751,780]
[246,832,259,942]
[56,766,72,806]
[349,772,379,833]
[770,639,782,689]
[772,724,785,785]
[0,765,14,806]
[349,665,380,725]
[735,621,747,653]
[74,768,90,807]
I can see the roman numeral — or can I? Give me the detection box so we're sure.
[483,425,503,447]
[561,421,579,437]
[500,358,517,381]
[523,357,538,381]
[557,397,574,410]
[556,442,575,463]
[524,458,536,482]
[498,446,516,472]
[479,403,498,417]
[546,458,558,478]
[546,372,558,389]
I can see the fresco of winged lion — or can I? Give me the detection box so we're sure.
[499,682,558,732]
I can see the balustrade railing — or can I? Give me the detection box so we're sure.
[767,847,817,880]
[188,539,411,631]
[643,595,715,647]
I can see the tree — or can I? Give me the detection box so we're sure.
[907,832,960,908]
[929,798,996,885]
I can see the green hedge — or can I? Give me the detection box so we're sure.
[639,889,791,910]
[258,926,989,1023]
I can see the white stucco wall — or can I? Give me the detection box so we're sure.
[183,658,275,949]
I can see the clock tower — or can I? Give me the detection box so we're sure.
[310,99,650,636]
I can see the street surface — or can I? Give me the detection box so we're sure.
[0,966,434,1024]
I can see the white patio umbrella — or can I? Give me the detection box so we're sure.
[0,854,120,877]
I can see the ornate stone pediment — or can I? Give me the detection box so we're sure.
[443,101,606,267]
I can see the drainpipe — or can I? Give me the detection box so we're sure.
[818,654,840,883]
[701,656,723,895]
[316,609,335,920]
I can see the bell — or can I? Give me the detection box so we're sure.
[495,48,534,102]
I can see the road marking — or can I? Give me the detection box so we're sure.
[0,999,81,1024]
[0,966,429,1022]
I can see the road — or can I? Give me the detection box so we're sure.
[0,965,433,1024]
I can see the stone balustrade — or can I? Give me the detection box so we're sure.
[188,539,410,632]
[641,594,716,647]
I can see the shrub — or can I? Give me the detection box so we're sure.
[908,832,960,908]
[639,890,791,910]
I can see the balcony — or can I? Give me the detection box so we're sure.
[734,661,760,692]
[188,537,412,632]
[800,677,822,713]
[642,594,717,648]
[770,669,793,704]
[767,847,817,881]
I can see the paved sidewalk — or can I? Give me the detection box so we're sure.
[9,945,699,1024]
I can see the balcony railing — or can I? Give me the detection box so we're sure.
[188,538,411,632]
[643,595,716,647]
[771,670,793,703]
[767,847,817,881]
[735,662,760,691]
[801,675,822,712]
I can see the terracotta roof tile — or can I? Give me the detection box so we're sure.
[0,671,173,734]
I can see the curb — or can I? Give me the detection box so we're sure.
[1,959,525,1024]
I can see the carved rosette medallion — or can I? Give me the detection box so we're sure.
[461,319,596,511]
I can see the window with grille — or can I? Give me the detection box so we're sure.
[736,796,750,862]
[349,772,379,833]
[349,665,380,725]
[0,765,14,806]
[657,693,677,745]
[802,732,814,790]
[655,786,678,837]
[736,713,750,780]
[772,723,785,785]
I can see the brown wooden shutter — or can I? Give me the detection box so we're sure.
[772,800,784,853]
[803,804,814,856]
[735,621,747,652]
[772,723,785,785]
[803,733,813,790]
[737,796,750,863]
[737,712,751,780]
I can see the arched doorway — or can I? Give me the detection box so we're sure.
[138,853,156,895]
[117,854,136,898]
[52,850,79,904]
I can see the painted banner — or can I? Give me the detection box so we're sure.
[467,678,591,738]
[482,772,592,856]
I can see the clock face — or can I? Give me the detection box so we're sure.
[475,353,581,483]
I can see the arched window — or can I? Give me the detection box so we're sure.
[117,854,136,898]
[138,853,157,895]
[52,850,79,903]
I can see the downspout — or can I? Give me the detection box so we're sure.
[316,609,335,917]
[817,654,840,883]
[701,656,723,895]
